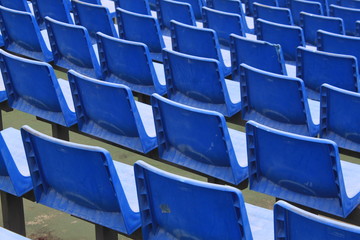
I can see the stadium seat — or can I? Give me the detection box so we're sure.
[151,94,248,185]
[240,64,319,136]
[170,20,231,76]
[230,34,290,81]
[77,0,116,17]
[202,7,250,47]
[0,128,31,197]
[339,0,360,8]
[21,125,141,235]
[116,8,171,62]
[244,0,277,16]
[317,30,360,70]
[253,3,293,25]
[320,84,360,152]
[113,0,151,15]
[0,6,53,62]
[296,47,359,100]
[45,16,102,79]
[163,49,241,117]
[330,4,360,36]
[171,0,205,20]
[205,0,254,33]
[72,0,118,44]
[134,160,274,240]
[290,0,323,25]
[97,32,166,96]
[274,200,360,239]
[0,49,77,128]
[31,0,73,29]
[300,12,344,45]
[0,0,33,14]
[246,120,360,217]
[68,70,157,153]
[0,227,31,240]
[156,0,196,33]
[255,18,305,61]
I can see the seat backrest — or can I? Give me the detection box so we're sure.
[206,0,244,16]
[68,70,142,138]
[300,12,344,45]
[163,49,228,106]
[114,0,151,15]
[0,0,31,12]
[32,0,73,27]
[330,4,360,36]
[44,16,101,79]
[255,18,304,61]
[72,0,118,43]
[240,64,314,135]
[151,93,238,170]
[320,84,360,150]
[340,0,360,8]
[291,0,323,25]
[202,7,245,46]
[274,201,360,240]
[317,30,360,70]
[246,120,345,206]
[244,0,277,16]
[170,21,224,69]
[0,6,52,62]
[0,49,75,127]
[116,8,164,54]
[230,34,287,81]
[253,3,293,25]
[297,47,358,100]
[157,0,196,30]
[96,32,161,91]
[20,125,136,231]
[134,160,253,240]
[172,0,204,19]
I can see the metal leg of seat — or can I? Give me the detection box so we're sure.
[1,192,26,236]
[51,124,69,141]
[95,225,118,240]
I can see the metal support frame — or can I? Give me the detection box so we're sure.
[1,191,26,236]
[51,123,70,141]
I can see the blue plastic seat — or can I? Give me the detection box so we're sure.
[0,6,53,62]
[0,49,76,127]
[0,128,31,197]
[0,0,33,13]
[45,16,102,79]
[230,34,289,81]
[68,70,157,153]
[134,160,274,240]
[297,47,359,100]
[274,201,360,239]
[21,125,141,235]
[202,7,248,47]
[114,0,151,15]
[0,227,31,240]
[253,3,293,25]
[163,49,241,117]
[330,4,360,36]
[170,21,231,76]
[240,64,319,136]
[78,0,116,17]
[255,18,305,61]
[340,0,360,8]
[244,0,277,16]
[157,0,196,33]
[205,0,254,33]
[317,30,360,70]
[171,0,204,20]
[97,32,166,96]
[320,84,360,152]
[246,120,360,217]
[116,8,171,62]
[31,0,73,29]
[291,0,323,25]
[72,0,118,44]
[151,94,248,184]
[300,12,344,45]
